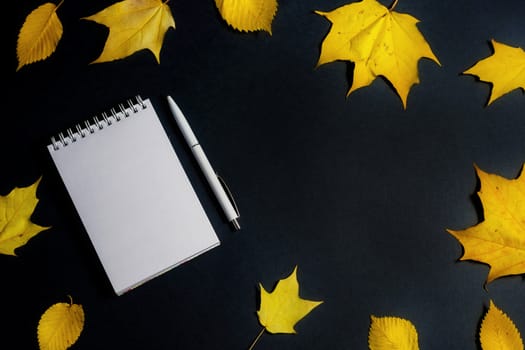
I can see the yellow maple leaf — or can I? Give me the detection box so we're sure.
[249,266,322,349]
[480,300,523,350]
[315,0,440,109]
[0,177,50,256]
[215,0,278,34]
[16,1,64,71]
[83,0,175,64]
[447,164,525,284]
[368,316,419,350]
[464,39,525,105]
[38,296,85,350]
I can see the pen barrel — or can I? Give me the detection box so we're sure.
[191,145,239,222]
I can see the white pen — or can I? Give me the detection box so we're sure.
[167,95,241,230]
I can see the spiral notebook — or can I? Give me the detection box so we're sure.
[47,96,220,296]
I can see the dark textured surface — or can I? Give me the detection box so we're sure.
[5,0,525,349]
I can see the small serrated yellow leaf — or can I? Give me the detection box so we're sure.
[368,315,419,350]
[215,0,278,34]
[37,297,85,350]
[0,177,50,256]
[16,2,63,71]
[480,300,524,350]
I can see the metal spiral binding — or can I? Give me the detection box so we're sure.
[50,95,146,151]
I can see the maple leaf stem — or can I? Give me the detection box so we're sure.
[56,0,65,10]
[248,327,265,350]
[388,0,399,10]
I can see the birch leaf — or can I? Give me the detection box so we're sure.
[464,39,525,105]
[480,300,523,350]
[256,266,323,334]
[83,0,175,64]
[368,316,419,350]
[0,177,50,256]
[447,164,525,284]
[38,297,85,350]
[16,2,63,71]
[315,0,440,109]
[215,0,278,34]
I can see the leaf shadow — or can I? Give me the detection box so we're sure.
[460,73,493,108]
[460,39,496,107]
[345,61,405,106]
[470,174,484,223]
[254,284,261,315]
[345,61,355,90]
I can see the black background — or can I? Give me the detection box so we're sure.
[5,0,525,349]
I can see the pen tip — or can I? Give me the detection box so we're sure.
[231,218,241,231]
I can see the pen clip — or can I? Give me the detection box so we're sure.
[216,174,240,218]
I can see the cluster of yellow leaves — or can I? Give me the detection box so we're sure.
[442,164,525,349]
[447,164,525,285]
[0,178,49,256]
[316,0,525,108]
[315,0,525,107]
[251,267,523,349]
[0,180,85,349]
[16,0,278,71]
[11,3,525,346]
[38,297,85,350]
[1,173,523,348]
[0,176,83,348]
[368,301,523,350]
[248,267,523,350]
[17,0,176,70]
[16,0,525,107]
[27,265,525,350]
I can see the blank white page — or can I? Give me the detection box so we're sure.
[47,97,220,295]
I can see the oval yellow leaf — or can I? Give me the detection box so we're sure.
[215,0,278,34]
[16,2,63,71]
[368,315,419,350]
[37,297,85,350]
[480,301,523,350]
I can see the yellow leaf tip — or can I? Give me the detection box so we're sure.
[480,299,524,350]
